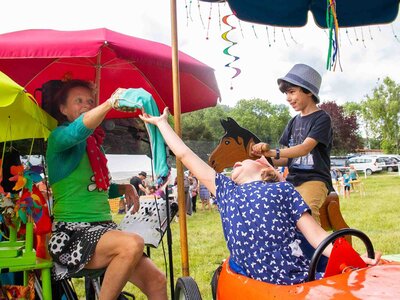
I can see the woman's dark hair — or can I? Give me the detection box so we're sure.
[48,79,94,124]
[278,80,319,104]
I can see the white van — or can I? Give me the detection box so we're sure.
[347,155,382,175]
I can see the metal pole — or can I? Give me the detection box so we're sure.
[170,0,190,277]
[95,47,102,105]
[165,188,175,298]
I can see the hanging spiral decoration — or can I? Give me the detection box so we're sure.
[221,14,241,88]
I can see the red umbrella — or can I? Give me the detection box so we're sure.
[0,27,220,278]
[0,28,220,119]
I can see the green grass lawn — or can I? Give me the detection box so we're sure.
[73,173,400,299]
[339,173,400,255]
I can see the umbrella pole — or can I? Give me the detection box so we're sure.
[170,0,190,277]
[95,49,102,105]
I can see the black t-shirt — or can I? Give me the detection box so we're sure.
[130,176,145,196]
[279,110,333,192]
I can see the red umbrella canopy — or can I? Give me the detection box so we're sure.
[0,28,220,119]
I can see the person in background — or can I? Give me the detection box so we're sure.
[117,195,127,214]
[330,168,338,186]
[46,80,167,299]
[145,175,156,190]
[199,181,211,211]
[36,177,52,204]
[130,171,149,196]
[349,165,358,180]
[183,172,192,215]
[172,177,178,202]
[349,164,359,191]
[189,172,199,213]
[330,168,338,182]
[148,185,165,199]
[342,170,351,199]
[139,107,380,285]
[330,168,341,194]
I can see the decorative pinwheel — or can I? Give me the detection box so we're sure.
[9,165,27,191]
[14,189,43,224]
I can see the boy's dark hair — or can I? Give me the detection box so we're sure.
[278,80,319,104]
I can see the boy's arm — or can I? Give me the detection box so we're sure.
[252,137,318,161]
[140,108,216,195]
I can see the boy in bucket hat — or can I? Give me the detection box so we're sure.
[252,63,333,225]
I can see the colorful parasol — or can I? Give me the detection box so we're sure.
[0,71,57,142]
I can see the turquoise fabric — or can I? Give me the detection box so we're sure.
[119,88,170,181]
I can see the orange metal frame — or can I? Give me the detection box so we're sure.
[217,259,400,299]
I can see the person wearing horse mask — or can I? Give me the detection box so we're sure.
[252,64,333,226]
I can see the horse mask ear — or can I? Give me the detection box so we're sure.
[221,117,241,133]
[220,119,228,132]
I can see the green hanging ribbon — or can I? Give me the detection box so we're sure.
[326,0,334,70]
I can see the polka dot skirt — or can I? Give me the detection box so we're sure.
[48,221,117,280]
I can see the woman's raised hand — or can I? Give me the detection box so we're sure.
[108,88,153,112]
[139,107,169,126]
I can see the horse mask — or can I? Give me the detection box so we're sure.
[208,117,273,172]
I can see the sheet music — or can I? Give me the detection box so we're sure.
[118,198,178,248]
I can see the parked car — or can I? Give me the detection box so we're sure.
[373,155,399,172]
[330,155,354,173]
[346,155,382,175]
[330,156,347,167]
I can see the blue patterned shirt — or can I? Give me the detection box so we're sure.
[215,173,312,285]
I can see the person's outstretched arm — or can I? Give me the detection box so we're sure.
[297,212,381,265]
[140,108,216,195]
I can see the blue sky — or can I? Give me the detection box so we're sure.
[1,0,399,111]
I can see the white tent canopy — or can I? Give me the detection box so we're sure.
[106,154,153,184]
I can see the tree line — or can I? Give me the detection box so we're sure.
[4,77,399,157]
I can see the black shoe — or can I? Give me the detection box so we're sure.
[118,291,135,299]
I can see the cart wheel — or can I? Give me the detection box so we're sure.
[174,277,202,300]
[210,264,222,300]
